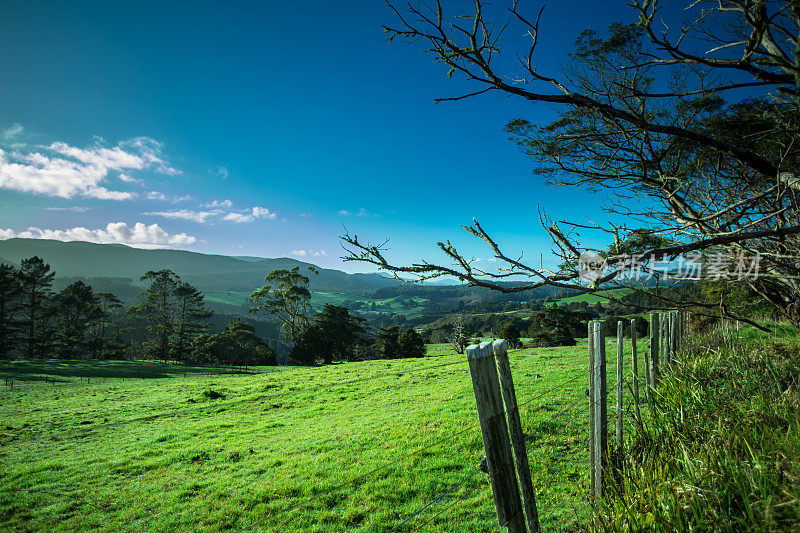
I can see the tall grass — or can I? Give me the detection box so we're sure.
[597,328,800,530]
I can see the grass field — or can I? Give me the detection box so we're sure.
[553,288,634,306]
[0,341,645,531]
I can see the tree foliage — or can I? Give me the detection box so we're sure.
[0,264,21,358]
[343,0,800,327]
[172,282,212,362]
[398,327,426,358]
[51,281,101,359]
[135,270,181,361]
[375,325,402,359]
[249,266,317,346]
[291,304,370,364]
[18,257,55,358]
[499,321,522,349]
[191,319,275,367]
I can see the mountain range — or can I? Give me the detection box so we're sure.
[0,239,400,294]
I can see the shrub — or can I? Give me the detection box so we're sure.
[398,328,426,358]
[527,332,576,348]
[499,322,522,348]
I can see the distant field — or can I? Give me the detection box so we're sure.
[553,287,634,305]
[204,290,251,307]
[0,342,644,531]
[203,290,429,317]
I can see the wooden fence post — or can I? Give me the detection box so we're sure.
[661,313,668,368]
[588,321,596,493]
[494,339,541,533]
[466,342,526,533]
[589,321,607,500]
[616,321,624,450]
[631,319,641,423]
[649,313,660,388]
[668,312,676,366]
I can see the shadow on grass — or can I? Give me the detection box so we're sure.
[0,359,273,382]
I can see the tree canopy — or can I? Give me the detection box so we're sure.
[342,0,800,326]
[249,266,317,346]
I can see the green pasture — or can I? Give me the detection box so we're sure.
[202,290,429,317]
[0,341,647,531]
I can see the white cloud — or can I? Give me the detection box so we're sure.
[118,137,181,176]
[2,124,23,140]
[118,172,140,183]
[356,208,379,218]
[291,249,328,257]
[252,206,276,219]
[172,194,192,203]
[222,206,277,223]
[0,222,195,247]
[204,199,233,208]
[0,148,135,200]
[146,191,167,200]
[222,212,253,223]
[339,208,379,218]
[144,209,217,223]
[299,213,311,217]
[44,206,91,213]
[215,166,229,179]
[0,136,180,200]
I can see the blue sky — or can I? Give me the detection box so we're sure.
[0,1,639,272]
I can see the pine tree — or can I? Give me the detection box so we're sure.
[89,292,124,359]
[172,281,212,362]
[375,325,401,359]
[18,257,55,358]
[0,264,21,358]
[137,270,180,362]
[52,281,101,359]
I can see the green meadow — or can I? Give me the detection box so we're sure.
[0,342,646,531]
[552,288,634,306]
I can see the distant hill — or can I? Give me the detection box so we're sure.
[0,239,400,294]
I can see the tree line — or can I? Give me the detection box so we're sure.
[0,258,428,365]
[0,257,275,366]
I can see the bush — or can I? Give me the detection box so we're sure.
[292,305,369,364]
[398,328,426,358]
[191,320,275,367]
[527,332,577,348]
[499,322,522,348]
[527,308,589,340]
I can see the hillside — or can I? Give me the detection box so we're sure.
[0,239,400,294]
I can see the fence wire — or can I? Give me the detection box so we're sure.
[387,467,484,532]
[27,356,481,439]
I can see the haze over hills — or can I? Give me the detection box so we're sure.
[0,239,401,294]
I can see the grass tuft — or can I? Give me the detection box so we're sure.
[597,327,800,531]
